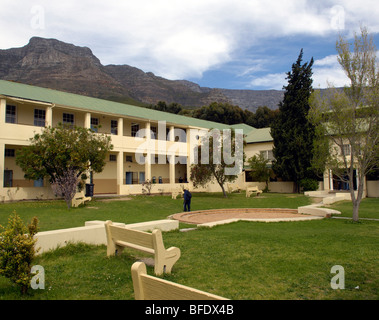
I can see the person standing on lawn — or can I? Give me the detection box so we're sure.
[183,189,192,212]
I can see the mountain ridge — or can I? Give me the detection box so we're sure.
[0,37,284,111]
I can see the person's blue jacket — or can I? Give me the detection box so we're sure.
[183,190,192,201]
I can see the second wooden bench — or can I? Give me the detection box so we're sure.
[105,220,181,275]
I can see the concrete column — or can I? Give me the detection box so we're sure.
[118,117,123,136]
[117,151,124,194]
[45,106,53,127]
[0,99,6,125]
[145,122,151,181]
[323,170,330,191]
[186,128,192,182]
[84,112,91,129]
[169,125,175,142]
[169,154,175,184]
[0,143,4,189]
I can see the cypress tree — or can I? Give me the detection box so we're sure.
[271,49,316,192]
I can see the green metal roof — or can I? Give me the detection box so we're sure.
[245,127,273,143]
[0,80,234,130]
[230,123,256,134]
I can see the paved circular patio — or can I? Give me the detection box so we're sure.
[172,208,323,227]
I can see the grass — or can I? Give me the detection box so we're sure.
[0,192,311,231]
[0,192,378,300]
[327,198,379,219]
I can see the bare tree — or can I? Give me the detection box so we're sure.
[310,27,379,222]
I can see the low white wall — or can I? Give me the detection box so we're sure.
[298,204,341,217]
[0,187,57,202]
[34,219,179,255]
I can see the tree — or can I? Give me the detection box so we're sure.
[245,106,279,128]
[0,212,39,294]
[309,27,379,222]
[190,129,244,197]
[271,49,318,192]
[192,102,245,125]
[16,124,113,208]
[247,153,271,192]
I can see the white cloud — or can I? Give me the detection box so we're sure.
[313,54,349,88]
[249,73,287,90]
[248,55,351,90]
[0,0,379,83]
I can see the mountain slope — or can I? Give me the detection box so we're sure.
[0,37,284,110]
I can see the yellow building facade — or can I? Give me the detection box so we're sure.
[0,80,262,201]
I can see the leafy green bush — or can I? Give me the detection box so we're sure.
[300,178,319,192]
[0,212,39,294]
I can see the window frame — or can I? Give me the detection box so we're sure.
[62,113,75,127]
[34,108,46,127]
[6,105,16,124]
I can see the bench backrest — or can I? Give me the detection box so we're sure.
[107,223,154,249]
[132,262,228,300]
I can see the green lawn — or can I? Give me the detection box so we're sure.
[0,192,312,231]
[327,198,379,219]
[0,193,378,300]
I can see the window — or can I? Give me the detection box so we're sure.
[245,170,253,182]
[109,154,117,162]
[90,117,99,132]
[139,172,145,184]
[260,150,274,161]
[4,149,15,157]
[341,144,351,156]
[125,172,138,184]
[3,170,13,187]
[6,105,16,123]
[63,113,74,127]
[131,123,140,137]
[34,109,46,127]
[34,178,44,187]
[125,155,133,162]
[151,126,157,139]
[111,120,118,135]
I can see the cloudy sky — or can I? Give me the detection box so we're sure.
[1,0,378,90]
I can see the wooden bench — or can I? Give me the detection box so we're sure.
[171,189,183,199]
[131,262,228,300]
[105,220,181,275]
[226,183,241,194]
[71,191,92,208]
[246,186,263,198]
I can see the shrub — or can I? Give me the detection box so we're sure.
[0,212,39,294]
[300,178,319,192]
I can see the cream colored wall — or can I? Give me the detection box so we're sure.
[52,108,85,127]
[245,142,273,160]
[3,147,35,187]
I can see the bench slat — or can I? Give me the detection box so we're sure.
[115,240,155,255]
[109,225,154,249]
[141,273,227,300]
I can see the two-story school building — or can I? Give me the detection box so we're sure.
[0,80,275,201]
[4,79,375,202]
